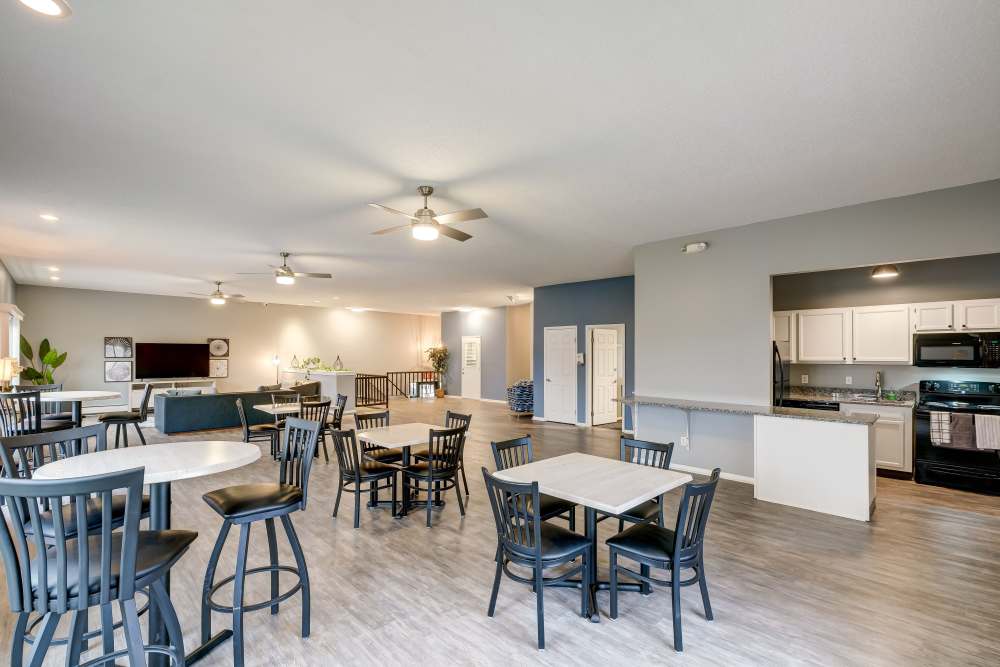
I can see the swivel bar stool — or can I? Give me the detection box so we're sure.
[200,417,320,667]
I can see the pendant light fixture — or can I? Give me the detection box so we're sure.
[18,0,72,18]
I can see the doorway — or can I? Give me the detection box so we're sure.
[461,335,482,400]
[543,326,577,424]
[585,323,625,428]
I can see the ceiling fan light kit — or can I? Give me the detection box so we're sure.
[18,0,71,18]
[189,281,244,305]
[237,251,333,287]
[370,185,488,242]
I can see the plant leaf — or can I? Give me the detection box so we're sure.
[51,351,67,369]
[38,339,51,361]
[20,335,32,362]
[42,349,58,366]
[43,369,54,385]
[21,368,42,381]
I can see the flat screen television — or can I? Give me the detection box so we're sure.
[135,343,209,379]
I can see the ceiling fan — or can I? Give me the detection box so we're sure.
[369,186,488,242]
[238,252,333,285]
[188,281,244,306]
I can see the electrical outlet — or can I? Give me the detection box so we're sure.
[845,376,853,385]
[800,374,809,384]
[680,434,690,450]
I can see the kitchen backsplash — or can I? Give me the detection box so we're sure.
[790,363,1000,391]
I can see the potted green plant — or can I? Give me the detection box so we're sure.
[20,335,68,385]
[426,346,449,398]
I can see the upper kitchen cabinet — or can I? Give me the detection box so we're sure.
[852,304,912,363]
[772,311,797,362]
[912,302,954,332]
[956,299,1000,331]
[798,308,852,362]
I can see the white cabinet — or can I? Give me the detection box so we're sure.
[912,302,954,332]
[852,304,911,364]
[840,403,912,472]
[798,308,852,363]
[772,311,797,363]
[956,299,1000,331]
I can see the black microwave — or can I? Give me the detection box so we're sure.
[913,332,1000,368]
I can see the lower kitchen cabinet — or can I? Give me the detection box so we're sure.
[840,403,913,473]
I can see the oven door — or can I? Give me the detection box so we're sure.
[914,333,983,367]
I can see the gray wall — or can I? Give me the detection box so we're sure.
[0,261,15,304]
[18,286,440,407]
[533,276,635,428]
[635,179,1000,478]
[773,252,1000,310]
[441,307,507,401]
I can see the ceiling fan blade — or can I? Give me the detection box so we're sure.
[186,292,210,297]
[236,272,273,276]
[368,203,419,221]
[223,293,245,299]
[292,272,333,279]
[438,225,472,242]
[434,208,488,225]
[371,224,411,235]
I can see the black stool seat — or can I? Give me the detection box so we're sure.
[203,483,303,520]
[31,529,197,599]
[402,460,457,477]
[98,410,141,422]
[534,494,576,520]
[615,498,661,525]
[363,446,403,463]
[27,494,152,539]
[606,523,684,562]
[250,423,279,434]
[531,523,591,561]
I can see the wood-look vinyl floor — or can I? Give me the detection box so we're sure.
[3,397,999,665]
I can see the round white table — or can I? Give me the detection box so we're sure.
[35,440,261,666]
[38,390,121,427]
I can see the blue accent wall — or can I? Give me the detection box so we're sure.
[441,307,508,401]
[533,276,634,429]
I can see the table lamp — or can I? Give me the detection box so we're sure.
[0,357,19,392]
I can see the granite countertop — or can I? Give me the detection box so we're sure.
[621,395,879,425]
[788,386,916,408]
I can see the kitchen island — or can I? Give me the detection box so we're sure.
[280,369,357,414]
[622,395,878,521]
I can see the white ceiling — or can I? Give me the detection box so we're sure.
[2,1,999,313]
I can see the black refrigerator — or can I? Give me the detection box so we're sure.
[772,341,790,406]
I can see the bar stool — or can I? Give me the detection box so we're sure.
[99,383,153,447]
[200,417,320,667]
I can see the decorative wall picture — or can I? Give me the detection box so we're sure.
[209,358,229,378]
[105,360,132,382]
[208,338,230,358]
[104,336,133,359]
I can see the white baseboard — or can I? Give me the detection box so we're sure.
[576,422,587,427]
[481,398,506,404]
[622,428,635,436]
[670,463,754,485]
[532,416,546,422]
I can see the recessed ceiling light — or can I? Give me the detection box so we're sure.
[347,307,368,312]
[39,213,59,222]
[47,266,59,272]
[18,0,71,18]
[871,264,900,279]
[681,241,709,254]
[312,300,320,303]
[456,306,477,312]
[332,296,340,300]
[49,275,60,281]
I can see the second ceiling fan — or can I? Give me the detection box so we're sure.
[369,186,488,242]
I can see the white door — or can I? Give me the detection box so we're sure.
[852,304,911,363]
[956,299,1000,330]
[544,326,577,424]
[912,302,954,331]
[591,328,618,426]
[797,308,852,363]
[461,336,481,400]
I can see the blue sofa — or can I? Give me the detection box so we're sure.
[154,389,295,434]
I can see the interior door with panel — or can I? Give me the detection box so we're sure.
[912,302,954,332]
[543,326,577,424]
[797,308,852,363]
[772,311,797,363]
[461,336,482,400]
[591,328,618,425]
[956,299,1000,331]
[852,304,911,363]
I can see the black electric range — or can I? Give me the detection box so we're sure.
[915,381,1000,494]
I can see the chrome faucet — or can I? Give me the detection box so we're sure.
[874,370,884,401]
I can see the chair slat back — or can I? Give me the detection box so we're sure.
[136,384,154,421]
[445,410,472,432]
[620,436,674,470]
[482,467,542,560]
[331,429,364,481]
[19,383,64,417]
[299,399,331,426]
[672,468,720,563]
[425,426,465,473]
[354,410,389,430]
[278,417,320,508]
[0,391,42,437]
[0,468,144,615]
[332,393,348,429]
[0,424,108,481]
[490,435,533,471]
[272,393,300,406]
[235,398,251,442]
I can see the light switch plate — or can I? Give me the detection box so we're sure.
[845,376,853,385]
[680,434,690,450]
[801,374,809,384]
